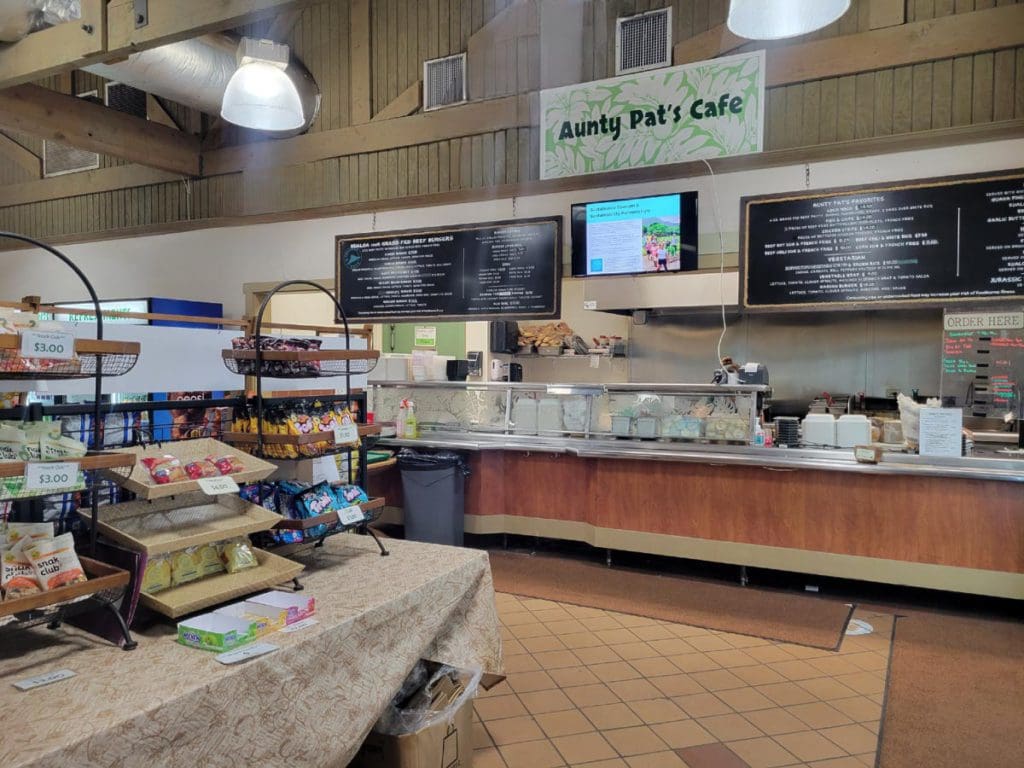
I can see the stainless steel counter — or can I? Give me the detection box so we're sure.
[380,431,1024,483]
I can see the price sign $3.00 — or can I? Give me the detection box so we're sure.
[20,331,75,360]
[24,462,79,492]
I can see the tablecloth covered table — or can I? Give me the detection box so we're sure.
[0,536,503,768]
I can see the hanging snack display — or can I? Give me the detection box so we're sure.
[230,336,324,376]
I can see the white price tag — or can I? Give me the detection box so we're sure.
[215,642,279,665]
[590,355,600,369]
[20,330,75,360]
[583,300,597,310]
[280,618,319,634]
[197,476,240,495]
[333,423,359,445]
[337,505,365,526]
[14,669,76,691]
[311,455,341,485]
[24,461,78,492]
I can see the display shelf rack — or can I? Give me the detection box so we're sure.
[138,549,304,619]
[0,452,136,502]
[106,437,277,500]
[0,557,130,621]
[222,423,381,448]
[0,336,140,379]
[229,279,389,558]
[274,496,385,531]
[222,348,379,378]
[79,493,283,556]
[0,230,141,649]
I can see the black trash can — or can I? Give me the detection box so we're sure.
[397,449,469,546]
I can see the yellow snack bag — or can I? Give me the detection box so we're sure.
[222,538,258,574]
[196,543,225,577]
[170,548,202,587]
[141,555,172,594]
[26,533,87,591]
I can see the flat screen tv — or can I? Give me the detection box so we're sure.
[571,192,698,277]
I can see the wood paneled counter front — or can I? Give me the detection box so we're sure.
[371,438,1024,600]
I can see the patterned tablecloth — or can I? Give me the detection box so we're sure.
[0,535,503,768]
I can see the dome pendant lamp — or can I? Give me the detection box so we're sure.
[727,0,851,41]
[221,37,305,131]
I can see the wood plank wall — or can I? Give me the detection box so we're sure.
[0,0,1021,242]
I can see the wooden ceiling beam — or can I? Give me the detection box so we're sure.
[0,85,200,176]
[0,132,42,179]
[105,0,319,53]
[0,0,319,89]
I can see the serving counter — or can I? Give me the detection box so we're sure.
[0,536,502,768]
[368,382,1024,600]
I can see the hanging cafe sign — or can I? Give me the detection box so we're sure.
[539,51,765,180]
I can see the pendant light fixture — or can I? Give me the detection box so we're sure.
[221,37,305,131]
[727,0,850,40]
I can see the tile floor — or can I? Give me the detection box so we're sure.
[474,593,893,768]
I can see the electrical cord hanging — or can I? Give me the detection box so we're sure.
[701,158,728,369]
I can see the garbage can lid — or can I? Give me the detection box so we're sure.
[397,448,465,470]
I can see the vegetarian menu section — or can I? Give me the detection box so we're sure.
[335,218,562,322]
[740,169,1024,310]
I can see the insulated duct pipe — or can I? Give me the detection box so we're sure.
[84,35,321,136]
[0,0,79,42]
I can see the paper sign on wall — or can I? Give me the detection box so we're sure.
[413,326,437,348]
[539,51,765,180]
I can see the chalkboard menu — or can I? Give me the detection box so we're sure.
[740,169,1024,311]
[941,307,1023,418]
[335,218,562,322]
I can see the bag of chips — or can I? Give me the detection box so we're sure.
[141,555,172,594]
[208,454,244,476]
[195,542,225,577]
[222,538,258,573]
[5,521,53,548]
[170,548,203,587]
[26,533,87,591]
[140,455,187,485]
[1,547,42,599]
[183,458,219,480]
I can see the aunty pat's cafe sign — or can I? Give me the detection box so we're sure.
[540,50,765,180]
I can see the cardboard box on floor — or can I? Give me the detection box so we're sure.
[351,662,487,768]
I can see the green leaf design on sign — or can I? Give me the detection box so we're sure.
[540,51,765,179]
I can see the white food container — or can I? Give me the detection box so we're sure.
[636,416,659,439]
[537,398,563,433]
[802,413,837,447]
[610,415,633,437]
[836,414,871,448]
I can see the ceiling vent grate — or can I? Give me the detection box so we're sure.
[104,81,147,118]
[43,90,100,178]
[423,53,467,111]
[616,7,672,75]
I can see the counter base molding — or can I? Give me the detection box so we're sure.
[466,514,1024,600]
[370,450,1023,599]
[0,536,502,768]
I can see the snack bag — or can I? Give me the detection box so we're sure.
[5,521,53,548]
[183,458,219,480]
[140,455,187,485]
[26,533,87,591]
[195,542,225,577]
[0,423,28,462]
[222,538,258,573]
[208,454,244,476]
[1,548,42,599]
[40,434,88,460]
[141,555,172,594]
[333,484,369,508]
[170,548,203,587]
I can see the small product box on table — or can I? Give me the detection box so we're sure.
[247,590,315,624]
[214,600,289,637]
[177,613,255,652]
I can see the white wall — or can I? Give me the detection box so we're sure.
[5,137,1022,319]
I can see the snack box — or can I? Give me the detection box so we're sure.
[177,613,255,652]
[247,590,315,624]
[214,600,289,637]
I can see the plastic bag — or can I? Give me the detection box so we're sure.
[897,393,920,448]
[374,661,483,736]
